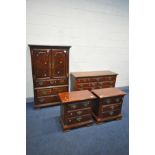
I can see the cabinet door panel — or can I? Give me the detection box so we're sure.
[32,50,50,79]
[51,50,68,77]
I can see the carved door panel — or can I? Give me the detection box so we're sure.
[51,49,68,78]
[31,49,50,79]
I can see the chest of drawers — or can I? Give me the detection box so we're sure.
[70,71,118,91]
[91,88,126,123]
[29,45,71,108]
[59,90,96,131]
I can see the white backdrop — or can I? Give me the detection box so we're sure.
[26,0,129,98]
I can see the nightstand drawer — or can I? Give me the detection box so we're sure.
[65,109,92,118]
[102,103,122,112]
[65,114,92,125]
[65,101,91,111]
[102,110,121,118]
[102,96,123,105]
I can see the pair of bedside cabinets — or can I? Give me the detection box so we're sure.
[59,88,126,131]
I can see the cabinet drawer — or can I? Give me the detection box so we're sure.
[102,103,122,112]
[64,114,92,125]
[102,96,123,105]
[36,95,59,104]
[65,101,91,111]
[76,76,116,83]
[35,78,68,87]
[102,110,121,118]
[36,86,68,97]
[65,108,92,118]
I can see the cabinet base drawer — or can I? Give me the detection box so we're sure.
[93,112,122,124]
[35,78,68,87]
[35,86,68,97]
[36,95,60,105]
[64,114,92,125]
[102,103,122,112]
[61,115,94,131]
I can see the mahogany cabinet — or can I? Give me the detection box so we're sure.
[29,45,71,108]
[59,90,96,131]
[70,71,118,91]
[91,88,126,123]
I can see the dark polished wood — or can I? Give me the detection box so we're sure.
[91,88,126,123]
[70,71,118,91]
[59,90,96,131]
[29,45,71,108]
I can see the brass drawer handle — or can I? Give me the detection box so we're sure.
[77,111,82,115]
[109,111,114,115]
[69,104,77,109]
[115,98,120,102]
[50,81,54,84]
[111,106,115,110]
[39,98,45,103]
[105,99,111,104]
[38,81,43,86]
[76,117,82,121]
[83,103,89,107]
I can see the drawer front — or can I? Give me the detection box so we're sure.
[102,96,123,105]
[35,78,68,87]
[102,103,122,112]
[65,108,92,118]
[36,86,68,97]
[36,95,60,104]
[65,101,91,111]
[76,81,115,88]
[51,86,68,95]
[76,76,116,83]
[102,110,121,118]
[36,88,52,97]
[64,114,92,125]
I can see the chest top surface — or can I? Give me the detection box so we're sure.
[92,88,127,98]
[71,71,118,78]
[59,90,96,104]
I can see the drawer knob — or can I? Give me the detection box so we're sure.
[76,117,82,121]
[39,98,45,103]
[69,119,71,122]
[77,111,82,115]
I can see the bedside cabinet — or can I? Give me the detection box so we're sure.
[59,90,96,131]
[91,88,127,123]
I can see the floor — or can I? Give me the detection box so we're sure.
[26,87,129,155]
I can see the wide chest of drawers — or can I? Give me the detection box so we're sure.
[59,90,96,131]
[91,88,126,123]
[70,71,118,91]
[29,45,71,108]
